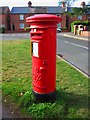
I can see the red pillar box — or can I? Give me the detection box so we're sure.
[26,14,62,102]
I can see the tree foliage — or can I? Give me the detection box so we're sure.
[68,7,90,16]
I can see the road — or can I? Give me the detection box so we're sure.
[0,33,30,40]
[1,33,89,76]
[57,33,89,76]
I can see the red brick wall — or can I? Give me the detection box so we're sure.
[68,14,89,31]
[60,14,66,28]
[0,14,6,26]
[0,14,8,29]
[81,31,90,36]
[0,7,10,31]
[3,12,90,33]
[10,14,32,32]
[0,14,2,25]
[70,15,87,22]
[10,13,67,32]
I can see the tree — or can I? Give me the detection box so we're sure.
[67,7,90,16]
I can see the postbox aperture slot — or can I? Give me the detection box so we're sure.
[30,31,43,39]
[31,33,42,38]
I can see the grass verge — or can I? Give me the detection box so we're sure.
[2,39,89,119]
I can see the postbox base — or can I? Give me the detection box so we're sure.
[32,90,56,103]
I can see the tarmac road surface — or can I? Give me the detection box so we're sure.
[57,33,89,76]
[0,33,30,40]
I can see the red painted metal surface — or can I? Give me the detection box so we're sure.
[26,14,62,94]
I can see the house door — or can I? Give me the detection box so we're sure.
[12,24,15,31]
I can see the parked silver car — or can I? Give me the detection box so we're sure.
[57,27,62,32]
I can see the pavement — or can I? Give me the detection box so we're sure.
[60,32,89,41]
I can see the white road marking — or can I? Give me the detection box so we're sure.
[64,41,89,50]
[63,34,88,41]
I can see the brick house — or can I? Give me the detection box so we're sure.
[67,7,90,31]
[46,6,66,28]
[10,7,31,32]
[10,6,66,32]
[0,6,89,33]
[0,6,10,31]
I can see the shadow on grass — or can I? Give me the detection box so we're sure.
[57,89,88,107]
[56,89,88,116]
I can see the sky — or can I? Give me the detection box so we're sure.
[0,0,90,10]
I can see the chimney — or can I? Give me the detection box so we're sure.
[80,1,86,8]
[28,1,32,7]
[62,2,65,8]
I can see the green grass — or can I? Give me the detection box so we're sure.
[2,39,89,119]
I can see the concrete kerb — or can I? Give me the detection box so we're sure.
[57,55,89,78]
[63,34,88,41]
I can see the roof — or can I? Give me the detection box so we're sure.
[47,6,64,14]
[11,7,30,14]
[0,6,10,14]
[11,6,64,14]
[30,7,47,13]
[67,7,74,13]
[11,7,47,14]
[67,7,90,14]
[86,5,90,7]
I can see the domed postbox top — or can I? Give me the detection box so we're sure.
[26,14,62,24]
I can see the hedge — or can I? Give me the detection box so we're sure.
[24,27,31,31]
[0,27,6,33]
[71,20,90,32]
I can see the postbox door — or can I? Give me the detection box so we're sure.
[31,40,48,93]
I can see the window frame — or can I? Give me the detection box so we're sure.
[20,14,24,20]
[19,23,24,29]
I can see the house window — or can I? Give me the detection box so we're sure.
[20,23,24,29]
[20,14,24,20]
[78,16,82,20]
[1,24,5,27]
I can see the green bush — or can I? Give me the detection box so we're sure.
[62,27,67,30]
[24,27,31,31]
[71,20,90,32]
[0,26,6,33]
